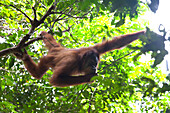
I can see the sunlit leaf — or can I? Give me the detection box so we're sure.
[8,57,15,69]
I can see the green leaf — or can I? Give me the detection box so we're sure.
[111,18,115,25]
[0,43,11,50]
[115,19,125,27]
[47,0,53,5]
[55,27,62,37]
[104,24,108,29]
[58,27,63,37]
[80,21,84,27]
[107,31,111,37]
[38,12,43,17]
[8,56,15,69]
[90,13,93,22]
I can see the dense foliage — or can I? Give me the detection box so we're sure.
[0,0,169,112]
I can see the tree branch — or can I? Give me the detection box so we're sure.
[50,6,94,28]
[68,84,88,111]
[50,11,88,19]
[0,3,32,23]
[24,36,43,47]
[98,50,136,72]
[39,5,56,24]
[20,3,57,46]
[0,2,58,57]
[0,36,43,57]
[0,1,92,58]
[17,34,31,48]
[28,3,57,34]
[32,6,37,22]
[0,47,18,57]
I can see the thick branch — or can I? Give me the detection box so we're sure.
[0,37,43,57]
[17,34,31,48]
[0,47,18,57]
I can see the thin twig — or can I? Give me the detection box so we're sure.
[82,7,94,17]
[62,25,73,32]
[32,7,37,21]
[68,84,88,111]
[0,67,15,73]
[51,11,88,19]
[39,4,55,24]
[60,0,78,13]
[24,36,43,47]
[98,50,136,72]
[57,22,73,32]
[57,22,78,43]
[51,16,66,28]
[0,3,32,23]
[51,4,74,27]
[88,82,100,113]
[0,3,57,57]
[43,36,59,47]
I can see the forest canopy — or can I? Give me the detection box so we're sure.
[0,0,169,112]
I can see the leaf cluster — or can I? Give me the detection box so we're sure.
[130,26,169,68]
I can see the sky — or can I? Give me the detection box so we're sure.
[148,0,170,31]
[144,0,170,72]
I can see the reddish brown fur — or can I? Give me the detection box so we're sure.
[19,30,145,87]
